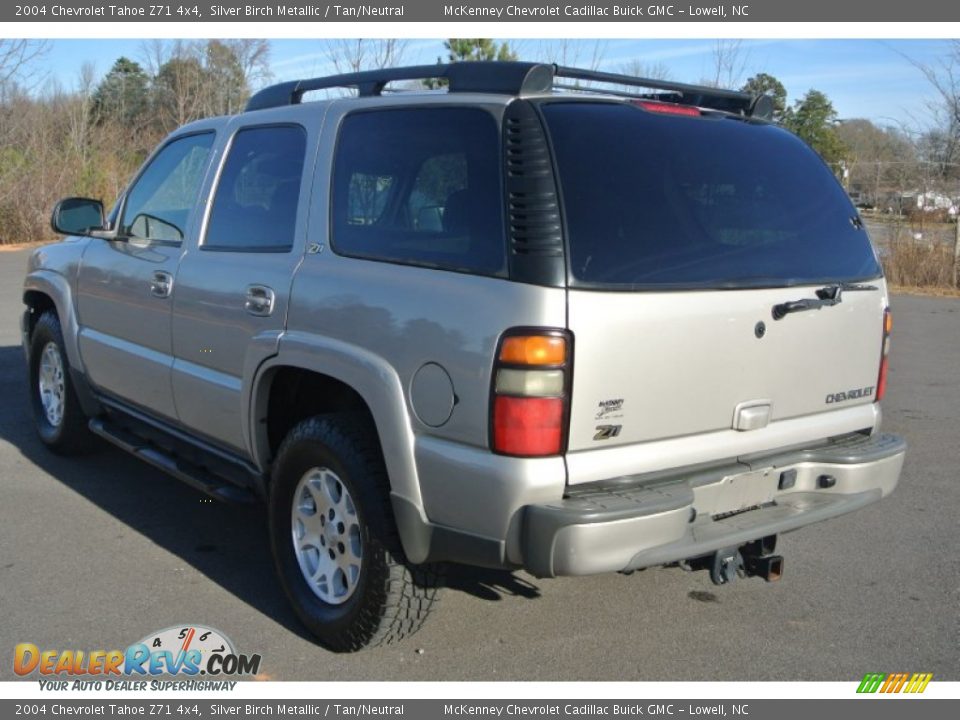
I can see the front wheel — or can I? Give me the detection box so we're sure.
[28,312,94,455]
[268,414,441,651]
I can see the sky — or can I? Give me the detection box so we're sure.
[35,38,954,130]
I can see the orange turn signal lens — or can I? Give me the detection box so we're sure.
[884,310,893,334]
[499,335,566,366]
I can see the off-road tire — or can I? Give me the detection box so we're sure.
[28,311,94,455]
[269,414,442,652]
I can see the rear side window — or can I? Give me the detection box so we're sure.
[541,102,882,289]
[331,107,505,275]
[204,125,306,252]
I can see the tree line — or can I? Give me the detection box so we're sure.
[1,39,959,248]
[0,39,268,245]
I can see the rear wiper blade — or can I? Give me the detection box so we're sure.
[772,281,876,320]
[772,297,838,320]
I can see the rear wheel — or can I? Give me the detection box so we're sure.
[269,414,441,651]
[28,312,93,455]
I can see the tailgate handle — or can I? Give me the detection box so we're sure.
[733,400,772,432]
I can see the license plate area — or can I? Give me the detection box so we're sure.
[697,467,778,518]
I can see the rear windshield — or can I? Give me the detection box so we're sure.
[541,102,881,289]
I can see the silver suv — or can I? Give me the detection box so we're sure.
[22,62,906,651]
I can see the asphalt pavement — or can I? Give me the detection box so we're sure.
[0,246,957,681]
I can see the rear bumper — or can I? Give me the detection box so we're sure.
[521,432,906,577]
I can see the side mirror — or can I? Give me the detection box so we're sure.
[50,197,105,236]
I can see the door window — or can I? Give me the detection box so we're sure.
[120,132,215,243]
[204,125,307,252]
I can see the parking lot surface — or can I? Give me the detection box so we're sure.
[1,247,957,681]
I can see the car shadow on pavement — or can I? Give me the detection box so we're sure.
[444,564,541,601]
[0,345,542,641]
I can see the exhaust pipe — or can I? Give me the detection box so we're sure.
[744,554,784,582]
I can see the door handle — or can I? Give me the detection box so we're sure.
[245,285,275,317]
[150,271,173,299]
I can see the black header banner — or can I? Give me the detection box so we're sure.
[6,0,960,23]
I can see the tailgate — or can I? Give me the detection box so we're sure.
[566,285,886,457]
[539,100,888,482]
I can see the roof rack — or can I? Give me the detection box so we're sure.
[244,61,772,120]
[553,65,770,118]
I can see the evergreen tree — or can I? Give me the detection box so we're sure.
[783,89,849,170]
[91,57,149,125]
[740,73,787,123]
[425,39,518,88]
[444,39,518,63]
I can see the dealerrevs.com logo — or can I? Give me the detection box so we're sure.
[14,625,261,690]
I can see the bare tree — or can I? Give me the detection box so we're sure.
[620,58,672,82]
[529,40,607,92]
[144,40,207,130]
[907,40,960,180]
[710,40,750,88]
[536,40,607,71]
[835,119,918,206]
[0,39,49,92]
[141,39,268,128]
[64,63,96,161]
[323,39,409,75]
[224,39,272,90]
[0,40,49,150]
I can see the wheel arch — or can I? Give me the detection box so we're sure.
[23,271,84,372]
[249,332,429,560]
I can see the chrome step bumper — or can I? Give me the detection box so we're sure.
[521,433,906,577]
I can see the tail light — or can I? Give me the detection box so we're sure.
[491,329,571,457]
[877,308,892,402]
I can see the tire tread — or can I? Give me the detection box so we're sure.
[272,414,442,651]
[29,312,93,455]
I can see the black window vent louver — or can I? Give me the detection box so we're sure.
[503,102,566,287]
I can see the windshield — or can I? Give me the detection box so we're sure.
[540,102,882,289]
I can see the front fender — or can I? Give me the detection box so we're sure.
[22,268,84,372]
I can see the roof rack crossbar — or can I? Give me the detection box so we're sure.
[245,62,554,112]
[553,83,684,101]
[244,62,770,119]
[552,65,756,115]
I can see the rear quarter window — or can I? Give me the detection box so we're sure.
[331,107,506,276]
[541,102,882,289]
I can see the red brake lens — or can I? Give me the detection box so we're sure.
[877,308,892,402]
[877,356,890,402]
[493,396,564,457]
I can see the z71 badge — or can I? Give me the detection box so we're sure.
[593,424,622,441]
